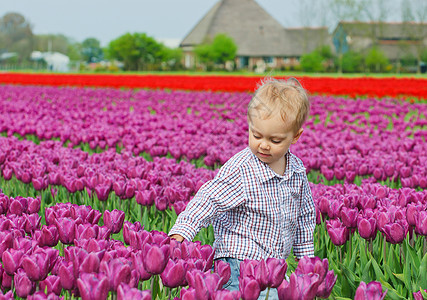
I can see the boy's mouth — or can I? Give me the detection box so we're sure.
[258,152,271,158]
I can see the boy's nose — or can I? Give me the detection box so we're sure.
[260,141,270,150]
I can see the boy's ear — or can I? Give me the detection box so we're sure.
[291,128,303,144]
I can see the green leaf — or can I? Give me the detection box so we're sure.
[403,249,413,293]
[379,280,406,300]
[359,237,368,268]
[370,257,386,281]
[420,288,427,298]
[384,264,399,288]
[417,252,427,290]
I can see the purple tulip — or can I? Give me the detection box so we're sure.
[383,221,408,244]
[77,272,110,300]
[2,248,24,275]
[187,270,222,300]
[160,259,188,288]
[103,209,125,234]
[142,242,170,275]
[39,275,62,296]
[214,259,231,288]
[327,199,343,220]
[123,221,143,245]
[413,289,427,300]
[75,224,99,240]
[277,273,321,300]
[341,206,358,228]
[131,251,152,281]
[357,217,378,241]
[21,249,51,281]
[27,197,41,214]
[257,258,288,289]
[415,211,427,236]
[58,261,76,290]
[14,268,36,298]
[238,276,261,300]
[316,270,337,298]
[117,283,151,300]
[80,252,102,274]
[27,291,62,300]
[94,184,110,202]
[354,281,387,300]
[54,217,76,245]
[326,219,349,246]
[0,290,14,300]
[135,189,155,207]
[37,225,59,247]
[23,213,42,234]
[99,258,131,292]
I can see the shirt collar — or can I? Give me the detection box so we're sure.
[248,148,305,183]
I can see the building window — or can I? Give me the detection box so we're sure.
[263,57,273,64]
[240,56,249,67]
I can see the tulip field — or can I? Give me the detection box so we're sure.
[0,74,426,300]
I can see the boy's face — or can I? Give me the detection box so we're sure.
[248,108,302,169]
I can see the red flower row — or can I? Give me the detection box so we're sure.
[1,73,426,98]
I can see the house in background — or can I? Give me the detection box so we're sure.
[31,51,70,72]
[180,0,332,70]
[333,21,427,64]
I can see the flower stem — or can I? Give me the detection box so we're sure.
[265,287,271,300]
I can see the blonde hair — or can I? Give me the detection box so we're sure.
[247,77,310,133]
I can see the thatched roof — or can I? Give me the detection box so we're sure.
[180,0,331,57]
[284,27,333,56]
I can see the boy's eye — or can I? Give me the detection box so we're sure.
[253,135,261,139]
[272,140,281,144]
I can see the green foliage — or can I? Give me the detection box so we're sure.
[107,32,166,71]
[365,47,389,72]
[0,12,33,62]
[300,45,334,72]
[341,51,364,73]
[81,38,104,63]
[194,33,237,69]
[300,51,324,72]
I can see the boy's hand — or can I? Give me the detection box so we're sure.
[170,234,185,242]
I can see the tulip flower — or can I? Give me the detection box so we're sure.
[80,251,103,274]
[383,221,408,244]
[131,251,152,281]
[214,259,231,288]
[39,275,62,295]
[94,184,110,202]
[238,276,261,300]
[413,289,427,300]
[103,209,125,234]
[326,219,349,246]
[58,261,76,290]
[2,248,24,275]
[117,283,151,300]
[415,211,427,236]
[357,217,378,241]
[277,273,321,300]
[27,197,41,214]
[54,217,76,245]
[99,258,131,292]
[37,225,59,247]
[14,268,36,298]
[0,290,13,300]
[341,206,358,229]
[142,242,170,275]
[354,281,387,300]
[160,258,188,288]
[77,272,110,300]
[256,258,288,289]
[316,270,337,298]
[21,250,51,281]
[135,189,155,207]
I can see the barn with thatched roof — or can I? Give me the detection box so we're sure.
[180,0,332,70]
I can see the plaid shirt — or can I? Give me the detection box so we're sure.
[169,147,315,260]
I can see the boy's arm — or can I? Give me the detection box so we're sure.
[293,174,316,259]
[169,168,245,241]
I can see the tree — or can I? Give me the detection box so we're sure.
[34,34,70,53]
[194,33,237,70]
[365,47,389,72]
[81,38,103,63]
[341,51,364,72]
[0,12,34,62]
[107,33,165,70]
[300,52,324,72]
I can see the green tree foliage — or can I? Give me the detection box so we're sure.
[0,12,33,62]
[341,51,364,73]
[194,34,237,69]
[107,33,167,71]
[365,47,389,72]
[81,38,104,63]
[300,45,334,72]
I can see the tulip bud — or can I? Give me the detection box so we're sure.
[160,259,188,288]
[77,272,110,300]
[14,268,36,298]
[142,242,170,275]
[354,281,387,300]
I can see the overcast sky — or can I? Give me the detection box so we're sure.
[1,0,412,47]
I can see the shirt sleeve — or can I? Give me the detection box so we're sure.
[293,173,316,258]
[168,165,246,241]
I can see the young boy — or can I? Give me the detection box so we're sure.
[169,78,315,298]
